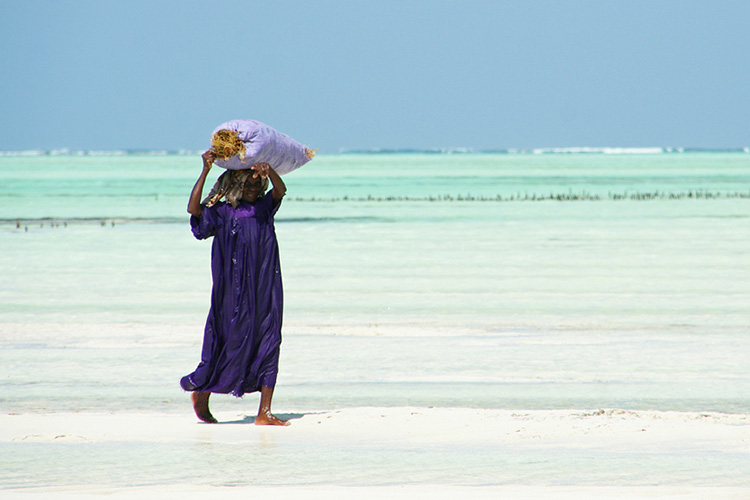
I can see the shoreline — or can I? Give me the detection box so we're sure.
[3,407,748,495]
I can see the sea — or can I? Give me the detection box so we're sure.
[1,149,749,491]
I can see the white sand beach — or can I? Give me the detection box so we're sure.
[3,407,749,499]
[4,407,749,449]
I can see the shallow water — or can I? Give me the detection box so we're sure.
[3,436,744,488]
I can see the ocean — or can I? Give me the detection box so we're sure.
[1,151,749,492]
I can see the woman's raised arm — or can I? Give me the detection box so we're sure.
[187,150,214,217]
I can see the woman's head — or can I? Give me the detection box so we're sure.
[203,169,268,208]
[241,173,269,203]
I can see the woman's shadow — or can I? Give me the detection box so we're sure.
[218,412,308,424]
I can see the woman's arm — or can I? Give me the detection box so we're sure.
[187,150,214,217]
[252,162,286,204]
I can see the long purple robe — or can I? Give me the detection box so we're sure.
[180,190,283,397]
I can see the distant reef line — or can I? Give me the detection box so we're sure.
[1,147,750,157]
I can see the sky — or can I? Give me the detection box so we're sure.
[1,0,749,152]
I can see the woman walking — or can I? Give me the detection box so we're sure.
[181,149,289,426]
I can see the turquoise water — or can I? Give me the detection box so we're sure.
[2,152,749,219]
[2,152,749,409]
[1,152,749,489]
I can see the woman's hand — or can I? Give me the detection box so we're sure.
[252,162,286,203]
[202,150,215,171]
[251,162,271,179]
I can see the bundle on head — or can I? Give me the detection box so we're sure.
[211,129,246,160]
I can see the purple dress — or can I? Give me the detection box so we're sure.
[180,190,283,397]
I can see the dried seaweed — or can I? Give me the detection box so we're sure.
[211,129,246,160]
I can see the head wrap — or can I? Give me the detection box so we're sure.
[203,169,269,208]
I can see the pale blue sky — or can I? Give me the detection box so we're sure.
[1,0,748,152]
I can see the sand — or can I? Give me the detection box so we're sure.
[4,407,747,448]
[3,407,749,499]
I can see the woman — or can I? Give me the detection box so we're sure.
[180,149,289,426]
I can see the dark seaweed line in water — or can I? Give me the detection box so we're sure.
[290,190,750,202]
[1,217,183,230]
[1,216,391,229]
[3,190,749,229]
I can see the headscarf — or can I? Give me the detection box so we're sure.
[203,169,269,208]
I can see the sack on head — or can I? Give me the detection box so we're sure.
[211,119,315,175]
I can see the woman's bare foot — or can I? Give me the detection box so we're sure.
[255,410,290,426]
[254,385,288,425]
[191,391,218,423]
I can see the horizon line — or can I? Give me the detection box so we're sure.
[1,146,749,157]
